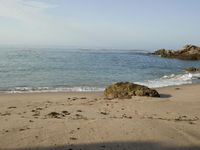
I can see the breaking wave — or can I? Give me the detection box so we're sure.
[137,73,200,88]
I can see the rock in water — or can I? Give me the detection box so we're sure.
[104,82,160,99]
[152,44,200,60]
[184,67,200,73]
[152,49,175,57]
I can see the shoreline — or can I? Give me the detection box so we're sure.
[0,83,200,150]
[1,69,200,94]
[0,82,199,95]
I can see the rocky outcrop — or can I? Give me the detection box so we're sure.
[104,82,160,99]
[184,67,200,73]
[152,45,200,60]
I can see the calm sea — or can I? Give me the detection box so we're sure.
[0,48,200,93]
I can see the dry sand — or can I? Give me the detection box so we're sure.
[0,84,200,150]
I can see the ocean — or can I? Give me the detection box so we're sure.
[0,48,200,93]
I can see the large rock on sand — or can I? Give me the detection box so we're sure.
[152,44,200,60]
[104,82,160,99]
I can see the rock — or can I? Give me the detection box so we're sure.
[184,67,200,73]
[152,49,175,57]
[152,44,200,60]
[104,82,160,99]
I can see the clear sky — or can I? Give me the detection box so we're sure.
[0,0,200,50]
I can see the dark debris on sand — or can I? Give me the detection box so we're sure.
[47,111,71,119]
[47,112,63,119]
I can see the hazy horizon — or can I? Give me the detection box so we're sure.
[0,0,200,50]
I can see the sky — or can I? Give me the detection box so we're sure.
[0,0,200,50]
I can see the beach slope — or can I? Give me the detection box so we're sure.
[0,84,200,150]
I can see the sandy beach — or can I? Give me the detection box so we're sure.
[0,84,200,150]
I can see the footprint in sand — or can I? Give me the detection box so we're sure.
[74,114,88,120]
[35,107,43,110]
[19,126,30,132]
[72,97,78,101]
[2,129,9,134]
[7,106,17,109]
[100,112,109,115]
[70,137,77,140]
[62,111,71,115]
[174,115,199,123]
[122,114,132,119]
[1,112,11,116]
[32,112,40,117]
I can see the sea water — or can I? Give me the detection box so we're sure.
[0,48,200,93]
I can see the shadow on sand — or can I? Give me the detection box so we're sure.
[159,93,172,98]
[3,141,200,150]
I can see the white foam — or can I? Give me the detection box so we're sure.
[136,73,200,88]
[3,73,200,93]
[6,86,105,93]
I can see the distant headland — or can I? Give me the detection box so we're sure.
[152,44,200,60]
